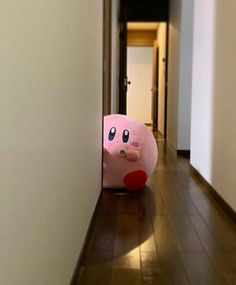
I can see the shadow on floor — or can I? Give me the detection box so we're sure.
[80,185,157,266]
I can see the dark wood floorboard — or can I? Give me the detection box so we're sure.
[76,140,236,285]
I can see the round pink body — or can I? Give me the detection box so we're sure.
[103,114,158,191]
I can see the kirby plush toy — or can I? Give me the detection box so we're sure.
[103,114,158,191]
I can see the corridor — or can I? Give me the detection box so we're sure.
[76,138,236,285]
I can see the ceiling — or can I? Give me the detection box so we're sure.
[127,22,159,31]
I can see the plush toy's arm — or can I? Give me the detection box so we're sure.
[125,149,140,162]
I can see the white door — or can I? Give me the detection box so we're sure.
[127,47,153,124]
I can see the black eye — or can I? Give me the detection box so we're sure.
[108,127,116,141]
[122,129,129,143]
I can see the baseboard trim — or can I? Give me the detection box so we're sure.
[190,165,236,223]
[177,150,190,158]
[70,192,102,285]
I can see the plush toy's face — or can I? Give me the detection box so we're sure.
[103,115,158,190]
[104,115,143,161]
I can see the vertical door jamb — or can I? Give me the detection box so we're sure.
[103,0,112,116]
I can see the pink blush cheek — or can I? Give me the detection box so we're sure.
[130,141,140,148]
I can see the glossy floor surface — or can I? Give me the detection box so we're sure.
[76,138,236,285]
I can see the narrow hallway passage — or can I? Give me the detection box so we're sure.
[76,139,236,285]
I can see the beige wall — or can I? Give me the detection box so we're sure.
[128,30,156,46]
[156,23,167,135]
[0,1,103,284]
[212,0,236,210]
[191,0,236,211]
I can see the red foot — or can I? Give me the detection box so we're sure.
[123,170,148,191]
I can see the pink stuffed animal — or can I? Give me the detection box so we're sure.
[103,114,158,191]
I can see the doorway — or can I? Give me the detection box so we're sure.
[124,22,167,137]
[119,0,169,138]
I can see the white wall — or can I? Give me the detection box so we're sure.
[111,0,120,113]
[156,23,167,135]
[191,0,236,210]
[0,1,103,284]
[127,47,153,124]
[190,0,215,182]
[168,0,194,150]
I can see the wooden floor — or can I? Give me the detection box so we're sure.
[76,139,236,285]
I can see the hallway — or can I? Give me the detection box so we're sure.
[76,139,236,285]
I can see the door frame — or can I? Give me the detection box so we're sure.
[103,0,112,115]
[152,45,159,132]
[118,0,128,114]
[164,22,169,139]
